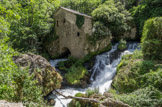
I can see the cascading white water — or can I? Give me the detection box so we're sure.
[50,42,139,107]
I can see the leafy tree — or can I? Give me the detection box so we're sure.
[92,0,133,40]
[61,0,101,15]
[141,17,162,60]
[131,0,162,37]
[0,0,60,53]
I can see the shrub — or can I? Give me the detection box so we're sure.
[141,17,162,60]
[118,39,127,50]
[65,65,88,85]
[0,38,44,104]
[140,69,162,91]
[114,86,162,107]
[86,87,100,97]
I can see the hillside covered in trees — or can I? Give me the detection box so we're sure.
[0,0,162,107]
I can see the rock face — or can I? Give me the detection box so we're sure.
[100,98,130,107]
[13,53,62,96]
[85,36,111,54]
[0,100,24,107]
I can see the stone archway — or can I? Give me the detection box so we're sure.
[60,47,71,57]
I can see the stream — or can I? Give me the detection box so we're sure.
[50,42,140,107]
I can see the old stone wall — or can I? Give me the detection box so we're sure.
[54,8,93,58]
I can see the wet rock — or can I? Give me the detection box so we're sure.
[48,99,55,106]
[99,61,105,70]
[0,100,24,107]
[13,53,63,96]
[101,98,130,107]
[103,92,113,98]
[81,81,88,88]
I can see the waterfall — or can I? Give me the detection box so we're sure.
[50,42,140,107]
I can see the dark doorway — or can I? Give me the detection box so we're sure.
[61,47,71,58]
[77,32,80,37]
[57,20,59,27]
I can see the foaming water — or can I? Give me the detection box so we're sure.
[50,42,140,107]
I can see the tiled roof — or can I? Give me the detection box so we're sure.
[60,7,92,18]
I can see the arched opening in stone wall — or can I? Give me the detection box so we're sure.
[61,47,71,58]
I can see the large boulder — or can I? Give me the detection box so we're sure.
[13,53,62,96]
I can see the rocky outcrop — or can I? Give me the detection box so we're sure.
[0,100,24,107]
[100,98,130,107]
[45,39,60,58]
[13,53,62,96]
[85,36,111,54]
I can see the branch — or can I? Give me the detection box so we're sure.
[53,89,99,103]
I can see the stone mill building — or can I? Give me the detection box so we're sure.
[45,7,113,58]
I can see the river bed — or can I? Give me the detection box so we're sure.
[50,42,140,107]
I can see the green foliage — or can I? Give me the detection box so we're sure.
[88,21,112,45]
[114,0,137,9]
[113,50,160,93]
[86,88,100,97]
[112,49,162,107]
[59,44,112,86]
[130,0,162,37]
[61,0,101,15]
[114,86,162,107]
[92,0,133,39]
[118,39,127,50]
[75,93,85,97]
[140,69,162,91]
[0,16,10,38]
[0,0,61,53]
[65,65,88,85]
[76,14,85,29]
[0,38,44,104]
[141,17,162,60]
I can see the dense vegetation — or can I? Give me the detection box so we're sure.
[130,0,162,38]
[92,0,133,39]
[0,0,60,53]
[110,15,162,107]
[58,43,112,86]
[0,37,44,106]
[112,50,162,107]
[141,17,162,60]
[0,0,162,106]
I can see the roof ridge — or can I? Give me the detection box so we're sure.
[60,7,92,18]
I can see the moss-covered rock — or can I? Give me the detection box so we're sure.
[65,65,89,87]
[13,53,63,96]
[112,50,162,93]
[141,17,162,60]
[118,39,127,50]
